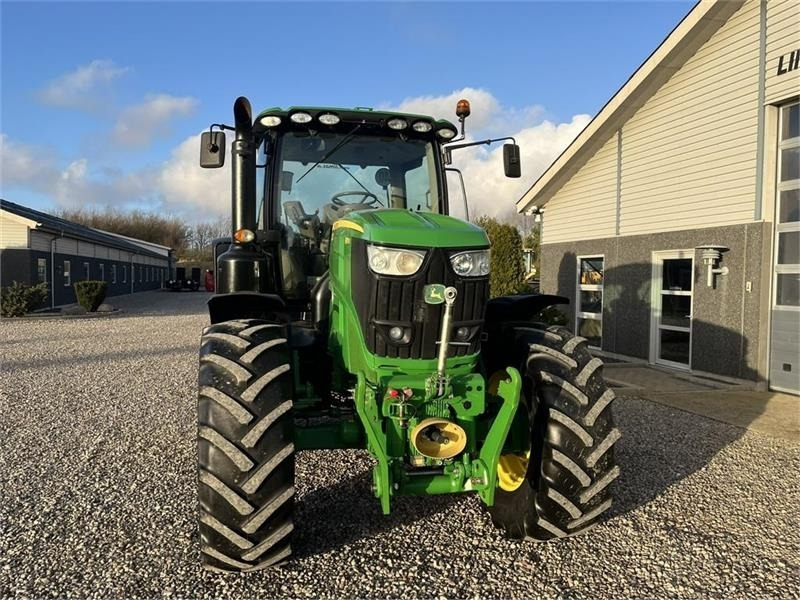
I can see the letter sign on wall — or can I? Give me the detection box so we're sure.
[776,49,800,76]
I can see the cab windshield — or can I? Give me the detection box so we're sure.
[275,131,440,221]
[269,131,441,299]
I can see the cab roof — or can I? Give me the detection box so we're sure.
[253,105,458,139]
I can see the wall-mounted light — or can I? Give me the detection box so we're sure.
[696,244,729,288]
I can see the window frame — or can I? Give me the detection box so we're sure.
[774,100,800,311]
[37,258,47,283]
[575,254,604,348]
[63,260,71,287]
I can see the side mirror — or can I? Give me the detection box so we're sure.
[200,131,226,168]
[503,143,521,178]
[281,171,294,192]
[374,167,390,189]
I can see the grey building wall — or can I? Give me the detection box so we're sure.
[540,222,769,383]
[1,249,168,308]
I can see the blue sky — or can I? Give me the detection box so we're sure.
[1,1,695,222]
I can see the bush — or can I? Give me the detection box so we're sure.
[475,217,527,298]
[74,280,108,312]
[1,281,49,317]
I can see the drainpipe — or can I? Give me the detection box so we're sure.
[50,230,64,309]
[130,254,136,295]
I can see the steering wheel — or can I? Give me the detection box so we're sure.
[331,191,379,207]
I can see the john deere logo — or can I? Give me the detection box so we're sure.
[423,284,446,304]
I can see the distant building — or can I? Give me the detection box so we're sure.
[517,0,799,394]
[0,199,174,308]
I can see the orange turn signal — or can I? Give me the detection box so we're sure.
[233,229,255,243]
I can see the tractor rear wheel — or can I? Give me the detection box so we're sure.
[488,325,620,539]
[197,319,294,572]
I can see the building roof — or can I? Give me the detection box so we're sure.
[0,199,170,261]
[92,228,173,257]
[516,0,746,214]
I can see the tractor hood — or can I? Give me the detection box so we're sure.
[333,209,489,249]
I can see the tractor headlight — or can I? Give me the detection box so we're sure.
[449,249,490,277]
[367,245,426,276]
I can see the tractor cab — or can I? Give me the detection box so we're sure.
[266,122,447,301]
[200,101,465,320]
[199,99,520,323]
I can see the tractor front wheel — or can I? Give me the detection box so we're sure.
[197,319,295,572]
[488,325,620,539]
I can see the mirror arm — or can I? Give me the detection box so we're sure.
[444,136,517,153]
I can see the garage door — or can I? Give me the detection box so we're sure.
[770,102,799,395]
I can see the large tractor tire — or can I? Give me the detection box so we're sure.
[197,319,294,572]
[488,325,620,539]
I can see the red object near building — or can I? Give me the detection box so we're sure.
[204,269,215,292]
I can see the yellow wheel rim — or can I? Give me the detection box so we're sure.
[497,451,529,492]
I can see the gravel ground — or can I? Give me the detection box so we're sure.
[1,291,798,599]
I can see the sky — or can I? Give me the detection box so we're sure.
[0,0,695,224]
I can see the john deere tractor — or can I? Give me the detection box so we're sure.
[196,97,619,572]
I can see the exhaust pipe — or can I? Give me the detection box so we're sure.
[231,97,256,235]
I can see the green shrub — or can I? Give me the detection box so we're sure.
[475,217,527,298]
[0,281,49,317]
[74,280,108,312]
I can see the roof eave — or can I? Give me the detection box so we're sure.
[0,208,40,228]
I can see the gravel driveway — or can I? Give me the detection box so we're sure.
[1,291,798,599]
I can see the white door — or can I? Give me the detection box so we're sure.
[651,251,694,369]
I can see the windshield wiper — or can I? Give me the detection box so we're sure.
[296,123,362,184]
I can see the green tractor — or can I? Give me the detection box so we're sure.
[196,97,619,572]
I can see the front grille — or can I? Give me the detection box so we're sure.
[351,240,489,359]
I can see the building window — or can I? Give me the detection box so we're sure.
[111,265,117,284]
[576,256,604,347]
[122,265,127,283]
[63,261,71,287]
[99,264,105,281]
[83,262,90,280]
[37,258,47,283]
[139,266,143,282]
[775,101,800,307]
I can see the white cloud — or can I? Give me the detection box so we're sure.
[1,133,153,212]
[383,88,589,222]
[446,116,590,222]
[112,94,199,147]
[1,130,226,221]
[37,59,129,111]
[156,133,230,217]
[2,88,589,226]
[0,134,55,186]
[386,88,502,132]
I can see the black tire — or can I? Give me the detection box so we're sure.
[488,325,620,539]
[197,319,294,572]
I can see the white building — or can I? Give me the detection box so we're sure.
[517,0,799,394]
